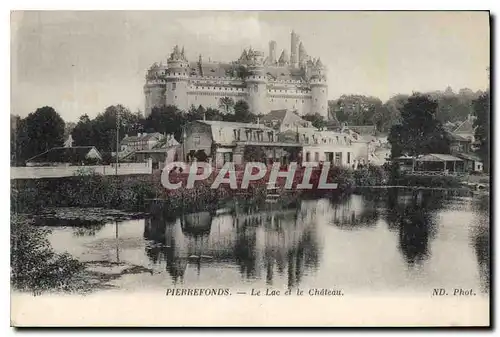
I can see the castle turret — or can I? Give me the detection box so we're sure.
[278,50,289,67]
[144,62,167,117]
[310,58,328,118]
[290,30,300,68]
[298,42,308,68]
[268,40,277,65]
[245,50,267,115]
[166,45,189,111]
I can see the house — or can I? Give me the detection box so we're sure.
[455,152,483,173]
[123,134,180,170]
[415,153,465,174]
[120,132,164,152]
[260,109,312,132]
[447,115,483,172]
[453,115,476,142]
[184,120,304,168]
[26,146,102,167]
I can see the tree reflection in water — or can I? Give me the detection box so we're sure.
[143,200,320,287]
[328,194,380,230]
[385,188,439,267]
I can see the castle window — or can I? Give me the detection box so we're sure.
[172,83,176,90]
[302,100,304,103]
[175,96,177,99]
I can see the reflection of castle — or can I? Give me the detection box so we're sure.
[144,31,328,117]
[144,201,320,285]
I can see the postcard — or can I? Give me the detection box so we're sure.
[10,10,490,327]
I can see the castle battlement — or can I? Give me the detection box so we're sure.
[144,31,328,118]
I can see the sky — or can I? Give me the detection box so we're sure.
[11,11,490,122]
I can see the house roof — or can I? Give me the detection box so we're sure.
[449,133,471,142]
[195,120,273,146]
[260,109,311,127]
[152,135,180,149]
[121,132,163,144]
[26,146,102,163]
[453,118,475,134]
[197,120,272,130]
[454,152,482,162]
[344,125,377,136]
[416,154,463,162]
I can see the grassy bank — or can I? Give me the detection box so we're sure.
[11,164,399,214]
[11,165,392,213]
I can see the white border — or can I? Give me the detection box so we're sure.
[2,1,496,335]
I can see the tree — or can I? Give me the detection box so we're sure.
[72,114,95,147]
[473,91,490,172]
[144,105,185,141]
[303,113,327,130]
[218,97,235,114]
[228,100,256,123]
[328,95,383,130]
[388,94,451,158]
[22,106,65,161]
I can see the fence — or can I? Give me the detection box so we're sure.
[10,159,153,180]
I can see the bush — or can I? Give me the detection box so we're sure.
[11,215,84,293]
[391,174,462,188]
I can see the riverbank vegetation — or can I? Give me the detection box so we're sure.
[11,215,85,293]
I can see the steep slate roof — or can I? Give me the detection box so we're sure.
[27,146,102,164]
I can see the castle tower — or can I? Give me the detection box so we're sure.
[298,42,308,68]
[245,50,267,115]
[144,62,167,117]
[268,40,277,65]
[165,45,189,111]
[310,58,328,118]
[290,30,300,68]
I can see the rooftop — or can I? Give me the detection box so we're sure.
[26,146,102,164]
[196,120,272,130]
[416,153,463,162]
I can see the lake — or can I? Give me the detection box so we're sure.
[37,188,489,296]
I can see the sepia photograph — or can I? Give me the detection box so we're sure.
[9,10,491,327]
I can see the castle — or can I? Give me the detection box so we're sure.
[144,31,328,118]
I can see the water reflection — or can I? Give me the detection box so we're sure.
[144,201,321,287]
[384,189,440,267]
[39,189,490,294]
